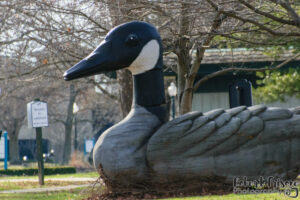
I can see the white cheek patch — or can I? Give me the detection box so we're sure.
[128,40,160,75]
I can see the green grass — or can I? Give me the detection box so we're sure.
[0,163,60,169]
[46,171,98,178]
[0,172,98,180]
[0,185,295,200]
[0,171,99,191]
[0,190,294,200]
[164,192,295,200]
[1,169,297,200]
[0,187,90,200]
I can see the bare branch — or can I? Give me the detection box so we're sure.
[270,0,300,26]
[0,60,74,80]
[206,0,300,36]
[238,0,299,27]
[88,79,118,100]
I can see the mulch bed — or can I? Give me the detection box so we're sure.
[84,183,232,200]
[86,169,232,199]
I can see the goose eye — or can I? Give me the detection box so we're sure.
[125,34,139,46]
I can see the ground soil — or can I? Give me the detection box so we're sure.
[84,183,232,200]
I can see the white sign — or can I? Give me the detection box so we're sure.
[85,139,94,153]
[0,137,4,159]
[27,101,48,128]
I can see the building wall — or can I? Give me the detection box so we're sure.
[192,92,300,113]
[253,96,300,109]
[192,92,230,113]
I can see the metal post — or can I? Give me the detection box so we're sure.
[93,137,96,147]
[36,127,44,185]
[4,131,8,170]
[171,96,175,119]
[84,138,86,156]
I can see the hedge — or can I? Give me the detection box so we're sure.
[0,166,76,176]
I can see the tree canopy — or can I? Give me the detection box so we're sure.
[254,69,300,103]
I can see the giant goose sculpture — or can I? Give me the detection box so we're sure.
[64,21,300,191]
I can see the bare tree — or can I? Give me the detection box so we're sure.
[0,55,53,163]
[0,0,120,163]
[0,95,25,164]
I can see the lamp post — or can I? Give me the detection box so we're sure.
[168,82,177,119]
[73,103,79,151]
[50,149,54,156]
[22,156,28,167]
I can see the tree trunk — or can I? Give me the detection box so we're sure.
[62,84,77,164]
[176,2,192,115]
[178,11,224,114]
[107,0,135,117]
[62,121,73,164]
[177,51,191,114]
[180,79,194,114]
[9,132,20,164]
[117,70,133,117]
[6,118,22,165]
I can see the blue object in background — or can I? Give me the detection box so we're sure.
[84,139,86,156]
[4,131,8,170]
[84,138,96,156]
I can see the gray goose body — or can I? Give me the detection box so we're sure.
[64,21,300,190]
[93,105,161,184]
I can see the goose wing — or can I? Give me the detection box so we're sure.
[147,105,300,181]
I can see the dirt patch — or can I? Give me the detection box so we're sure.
[87,165,233,199]
[83,181,232,200]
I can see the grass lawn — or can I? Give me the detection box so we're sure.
[0,169,297,200]
[0,185,296,200]
[45,171,99,179]
[0,190,295,200]
[0,171,99,191]
[0,187,90,200]
[0,191,294,200]
[164,191,297,200]
[0,171,99,180]
[0,163,60,169]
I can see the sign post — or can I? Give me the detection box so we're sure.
[4,131,7,170]
[35,127,44,185]
[27,99,48,186]
[84,138,95,156]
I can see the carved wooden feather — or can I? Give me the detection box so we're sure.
[147,105,300,183]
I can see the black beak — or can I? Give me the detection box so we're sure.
[64,41,121,81]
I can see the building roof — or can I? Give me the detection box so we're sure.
[202,48,299,64]
[164,48,300,67]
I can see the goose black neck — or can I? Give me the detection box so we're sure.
[133,67,167,122]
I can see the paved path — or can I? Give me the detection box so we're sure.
[0,177,102,193]
[0,184,90,193]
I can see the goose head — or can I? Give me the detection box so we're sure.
[64,21,163,80]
